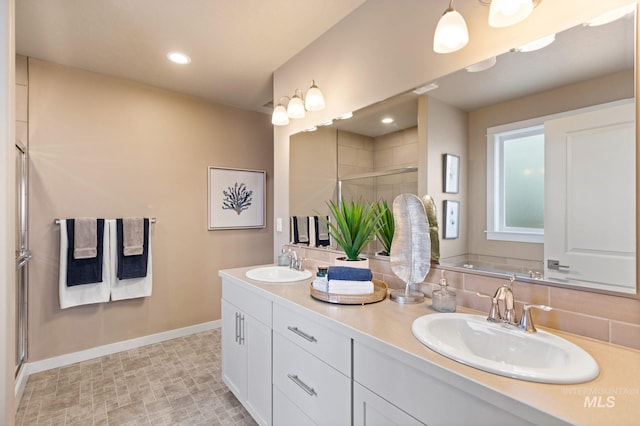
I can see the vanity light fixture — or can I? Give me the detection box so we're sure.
[487,0,538,28]
[584,3,635,27]
[381,117,394,124]
[466,56,497,72]
[514,33,555,52]
[433,0,469,54]
[271,97,290,126]
[167,52,191,64]
[287,90,306,119]
[305,80,326,111]
[272,80,326,126]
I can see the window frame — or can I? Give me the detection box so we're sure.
[486,120,545,244]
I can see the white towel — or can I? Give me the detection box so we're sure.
[312,277,328,292]
[327,279,374,295]
[308,216,317,247]
[59,220,111,309]
[108,219,153,300]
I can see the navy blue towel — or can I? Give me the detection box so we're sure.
[327,266,373,281]
[314,216,330,247]
[66,219,104,286]
[117,218,149,280]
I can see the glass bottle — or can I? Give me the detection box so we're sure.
[432,270,457,313]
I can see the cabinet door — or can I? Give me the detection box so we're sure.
[221,299,247,401]
[246,317,272,426]
[354,383,424,426]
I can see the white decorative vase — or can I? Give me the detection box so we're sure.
[334,257,370,269]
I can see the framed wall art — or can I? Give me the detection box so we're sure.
[443,200,460,239]
[443,153,460,194]
[208,166,266,230]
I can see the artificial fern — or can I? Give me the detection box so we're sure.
[324,199,383,261]
[374,200,394,256]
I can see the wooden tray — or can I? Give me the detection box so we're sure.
[310,279,388,305]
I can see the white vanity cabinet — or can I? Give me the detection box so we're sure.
[272,302,351,425]
[221,280,272,426]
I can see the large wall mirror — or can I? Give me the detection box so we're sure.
[289,5,637,297]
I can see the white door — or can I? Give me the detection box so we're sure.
[544,101,635,293]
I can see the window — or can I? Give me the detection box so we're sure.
[487,123,544,243]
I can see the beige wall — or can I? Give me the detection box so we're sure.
[27,59,273,361]
[466,70,634,261]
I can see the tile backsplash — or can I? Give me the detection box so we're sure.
[287,244,640,351]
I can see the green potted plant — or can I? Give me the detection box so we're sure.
[323,199,383,267]
[374,200,394,256]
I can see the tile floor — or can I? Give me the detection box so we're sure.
[15,328,257,425]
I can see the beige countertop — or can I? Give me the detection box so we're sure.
[220,265,640,426]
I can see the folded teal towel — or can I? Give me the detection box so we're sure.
[327,266,372,281]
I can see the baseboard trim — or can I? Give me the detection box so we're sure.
[15,320,220,402]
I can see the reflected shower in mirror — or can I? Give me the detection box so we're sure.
[289,5,637,295]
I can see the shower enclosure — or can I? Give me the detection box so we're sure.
[15,140,29,376]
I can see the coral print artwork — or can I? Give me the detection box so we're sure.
[208,167,265,230]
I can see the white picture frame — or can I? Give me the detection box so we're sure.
[208,166,266,230]
[443,200,460,239]
[443,153,460,194]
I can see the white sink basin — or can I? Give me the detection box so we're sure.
[245,266,312,283]
[412,313,599,384]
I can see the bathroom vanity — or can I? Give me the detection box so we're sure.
[219,265,640,426]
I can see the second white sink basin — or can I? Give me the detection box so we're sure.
[412,313,599,384]
[245,266,312,283]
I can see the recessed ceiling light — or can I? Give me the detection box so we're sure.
[318,119,334,126]
[584,4,635,27]
[514,34,556,52]
[413,83,439,95]
[167,52,191,64]
[381,117,394,124]
[465,56,497,72]
[337,112,353,120]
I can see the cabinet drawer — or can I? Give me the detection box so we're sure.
[273,302,350,375]
[273,387,316,426]
[222,279,271,326]
[273,333,350,425]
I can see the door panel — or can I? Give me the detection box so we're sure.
[544,102,635,293]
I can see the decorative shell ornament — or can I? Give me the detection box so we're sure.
[389,194,431,304]
[422,195,440,264]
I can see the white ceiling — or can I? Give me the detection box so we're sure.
[15,0,367,113]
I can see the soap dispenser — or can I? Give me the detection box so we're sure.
[432,270,457,313]
[277,247,289,266]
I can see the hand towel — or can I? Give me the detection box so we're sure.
[312,278,328,292]
[116,218,149,279]
[327,266,373,282]
[73,217,97,259]
[328,279,374,295]
[308,216,316,247]
[123,217,144,256]
[293,216,309,244]
[59,219,110,309]
[315,216,330,247]
[66,218,105,286]
[109,219,153,301]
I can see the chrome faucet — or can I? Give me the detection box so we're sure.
[476,275,517,325]
[286,249,303,271]
[477,275,552,332]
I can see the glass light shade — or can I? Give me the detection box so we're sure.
[287,95,305,118]
[271,105,289,126]
[305,83,325,111]
[433,9,469,54]
[489,0,534,28]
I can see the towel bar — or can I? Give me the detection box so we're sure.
[54,217,157,225]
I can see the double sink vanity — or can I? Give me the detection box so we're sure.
[219,265,640,425]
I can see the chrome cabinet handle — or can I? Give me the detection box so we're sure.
[287,374,317,396]
[239,314,245,345]
[235,313,239,343]
[287,326,317,343]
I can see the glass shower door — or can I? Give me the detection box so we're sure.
[15,140,29,376]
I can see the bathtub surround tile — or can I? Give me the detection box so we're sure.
[16,329,257,426]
